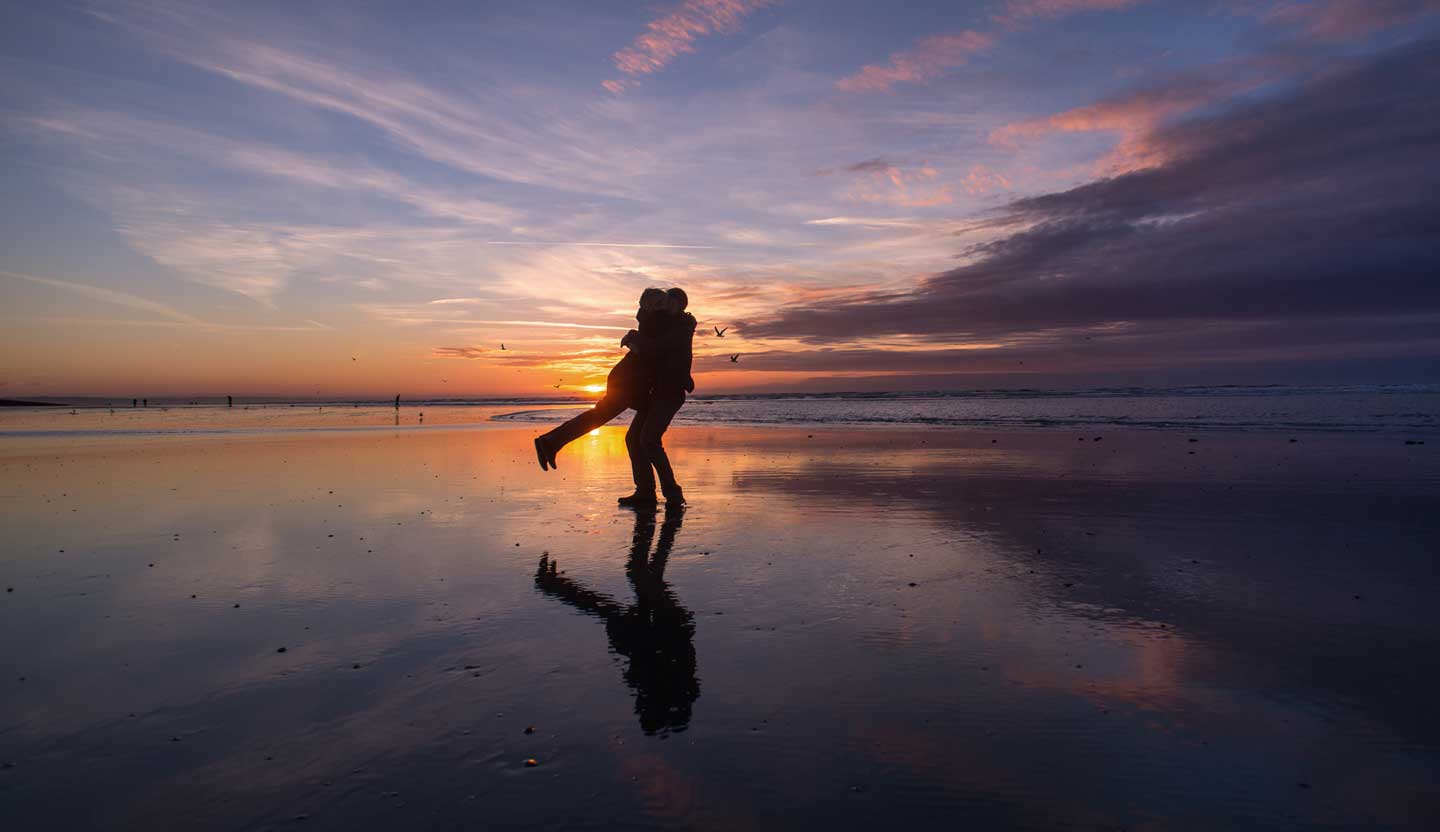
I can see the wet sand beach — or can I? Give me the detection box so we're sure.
[2,422,1438,830]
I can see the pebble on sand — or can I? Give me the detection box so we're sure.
[277,646,288,653]
[524,758,539,767]
[524,725,536,734]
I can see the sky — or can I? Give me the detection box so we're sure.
[1,0,1437,398]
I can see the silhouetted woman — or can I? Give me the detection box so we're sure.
[533,288,677,470]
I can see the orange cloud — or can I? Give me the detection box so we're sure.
[835,31,993,93]
[990,76,1246,172]
[604,0,775,93]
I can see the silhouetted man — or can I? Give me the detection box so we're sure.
[619,287,694,507]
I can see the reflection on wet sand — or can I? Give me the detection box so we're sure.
[535,507,698,735]
[2,424,1439,831]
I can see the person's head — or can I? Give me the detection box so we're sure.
[665,287,688,314]
[638,287,667,311]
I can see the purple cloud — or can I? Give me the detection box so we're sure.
[746,38,1440,374]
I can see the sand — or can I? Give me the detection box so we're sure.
[1,423,1438,830]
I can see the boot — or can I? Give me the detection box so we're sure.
[534,435,558,471]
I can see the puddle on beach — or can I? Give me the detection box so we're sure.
[1,424,1438,830]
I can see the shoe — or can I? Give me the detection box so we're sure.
[662,487,686,507]
[534,436,553,471]
[617,492,658,507]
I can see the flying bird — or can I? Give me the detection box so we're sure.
[729,353,740,363]
[714,326,727,338]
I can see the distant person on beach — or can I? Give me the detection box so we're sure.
[533,287,695,506]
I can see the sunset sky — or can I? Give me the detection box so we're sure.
[2,0,1437,398]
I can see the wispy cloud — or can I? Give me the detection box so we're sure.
[87,5,640,198]
[820,157,956,207]
[835,31,992,93]
[2,270,201,324]
[605,0,776,93]
[1264,0,1440,41]
[1,270,331,332]
[993,0,1149,27]
[431,346,487,359]
[484,241,718,249]
[990,73,1256,172]
[838,0,1150,94]
[804,217,930,229]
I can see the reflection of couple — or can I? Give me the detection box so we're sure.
[535,507,698,735]
[533,287,695,507]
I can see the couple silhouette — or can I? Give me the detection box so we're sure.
[533,287,695,507]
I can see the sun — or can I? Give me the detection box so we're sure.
[581,384,606,394]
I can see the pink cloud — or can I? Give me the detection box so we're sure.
[605,0,775,93]
[835,31,993,93]
[1265,0,1439,40]
[824,159,957,206]
[990,75,1250,172]
[961,164,1013,195]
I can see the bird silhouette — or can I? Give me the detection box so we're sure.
[729,353,740,363]
[553,379,563,389]
[500,343,507,350]
[714,326,727,338]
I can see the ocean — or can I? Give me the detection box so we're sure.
[4,384,1438,436]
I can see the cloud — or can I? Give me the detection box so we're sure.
[0,270,331,332]
[993,0,1150,27]
[605,0,776,92]
[1,270,201,324]
[835,31,993,93]
[1265,0,1440,40]
[85,5,642,198]
[432,346,487,359]
[818,157,956,207]
[990,72,1261,172]
[805,217,929,230]
[745,38,1440,374]
[836,0,1152,95]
